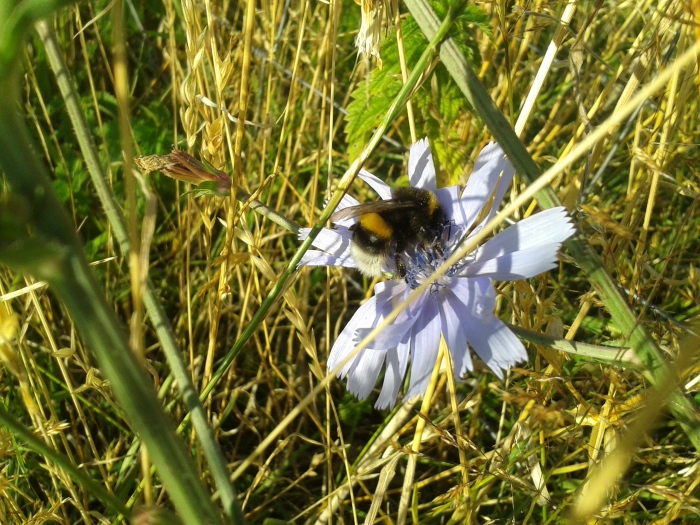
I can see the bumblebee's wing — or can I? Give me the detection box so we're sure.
[330,200,418,223]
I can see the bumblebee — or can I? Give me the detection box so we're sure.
[331,187,447,278]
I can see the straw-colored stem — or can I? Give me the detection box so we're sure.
[33,18,241,522]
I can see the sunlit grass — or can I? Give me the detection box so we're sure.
[1,0,698,523]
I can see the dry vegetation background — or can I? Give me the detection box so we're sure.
[1,0,699,523]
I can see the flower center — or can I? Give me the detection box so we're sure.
[402,223,474,293]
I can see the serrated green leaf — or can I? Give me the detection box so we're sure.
[345,16,427,157]
[345,2,488,171]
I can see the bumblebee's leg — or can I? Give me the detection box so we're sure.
[396,258,407,278]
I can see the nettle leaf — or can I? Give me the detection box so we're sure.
[460,4,493,41]
[345,2,489,170]
[345,17,426,158]
[414,67,472,183]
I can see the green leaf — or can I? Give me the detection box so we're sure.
[345,3,489,173]
[183,181,231,198]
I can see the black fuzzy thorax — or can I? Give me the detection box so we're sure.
[387,187,445,253]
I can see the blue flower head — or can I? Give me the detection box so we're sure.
[300,138,576,409]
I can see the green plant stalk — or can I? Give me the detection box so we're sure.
[0,110,223,525]
[0,0,73,73]
[0,404,130,519]
[197,0,469,411]
[33,20,242,522]
[506,324,642,369]
[0,43,223,525]
[404,0,700,448]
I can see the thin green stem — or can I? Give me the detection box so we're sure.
[506,324,642,369]
[0,19,225,525]
[34,20,242,522]
[0,404,131,519]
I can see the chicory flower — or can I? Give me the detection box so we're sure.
[300,138,575,408]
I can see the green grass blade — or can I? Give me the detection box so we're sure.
[0,17,225,525]
[0,404,131,519]
[33,20,242,523]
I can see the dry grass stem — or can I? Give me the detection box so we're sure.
[4,0,699,522]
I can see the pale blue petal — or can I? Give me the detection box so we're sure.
[454,279,527,377]
[356,318,415,350]
[299,250,357,270]
[439,287,473,378]
[479,162,515,227]
[460,208,575,279]
[375,334,411,409]
[459,143,515,230]
[435,185,461,222]
[356,286,425,349]
[330,281,411,402]
[408,138,437,191]
[471,141,506,174]
[478,208,575,258]
[330,195,362,227]
[373,280,404,296]
[346,348,386,400]
[328,295,382,375]
[327,283,403,375]
[337,194,360,209]
[467,314,528,376]
[359,168,392,200]
[404,298,441,400]
[300,227,353,254]
[325,193,359,214]
[460,243,565,279]
[332,217,356,229]
[298,227,311,240]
